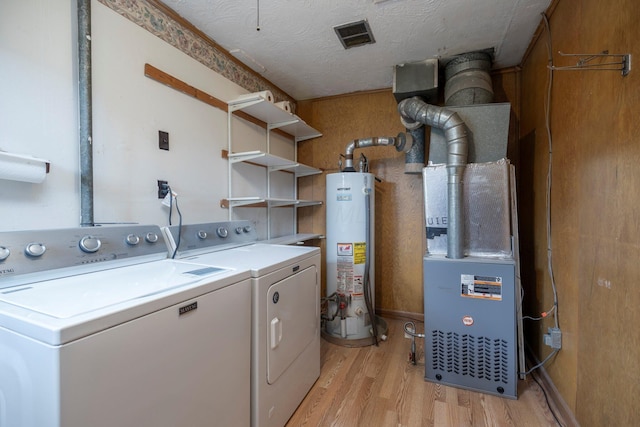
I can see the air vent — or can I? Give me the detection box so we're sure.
[333,19,376,49]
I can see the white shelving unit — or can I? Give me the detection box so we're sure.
[224,94,323,241]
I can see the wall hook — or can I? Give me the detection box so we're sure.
[549,51,631,76]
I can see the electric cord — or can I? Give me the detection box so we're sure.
[542,12,560,331]
[166,186,183,259]
[520,348,559,376]
[530,369,564,427]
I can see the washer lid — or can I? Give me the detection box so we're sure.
[181,243,320,277]
[0,259,251,345]
[0,263,227,319]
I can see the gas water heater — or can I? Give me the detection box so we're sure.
[325,172,376,342]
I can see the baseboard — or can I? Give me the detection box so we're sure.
[526,350,580,427]
[376,308,424,323]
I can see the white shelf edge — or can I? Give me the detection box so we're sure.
[227,151,321,176]
[228,97,322,140]
[264,233,324,245]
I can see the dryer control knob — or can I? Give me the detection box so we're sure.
[243,225,252,233]
[79,236,101,253]
[145,232,159,243]
[216,227,228,238]
[235,227,243,235]
[197,231,207,240]
[25,242,46,257]
[0,246,10,261]
[125,234,140,246]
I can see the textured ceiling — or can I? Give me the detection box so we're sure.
[162,0,551,100]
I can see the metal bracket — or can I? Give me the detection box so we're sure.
[549,51,631,76]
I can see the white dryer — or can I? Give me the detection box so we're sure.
[0,225,252,427]
[164,221,320,427]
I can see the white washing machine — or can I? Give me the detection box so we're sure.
[0,224,252,427]
[163,221,320,427]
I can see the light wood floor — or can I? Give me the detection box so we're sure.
[287,317,564,427]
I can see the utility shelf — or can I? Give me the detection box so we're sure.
[225,150,321,176]
[226,92,322,239]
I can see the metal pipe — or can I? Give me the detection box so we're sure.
[397,97,468,259]
[78,0,94,226]
[343,133,413,172]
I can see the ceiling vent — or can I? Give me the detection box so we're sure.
[334,19,376,49]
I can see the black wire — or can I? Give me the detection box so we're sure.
[530,370,564,427]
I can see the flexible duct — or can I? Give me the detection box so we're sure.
[342,133,413,172]
[405,126,425,174]
[398,97,468,259]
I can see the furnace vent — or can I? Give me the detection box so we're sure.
[334,19,376,49]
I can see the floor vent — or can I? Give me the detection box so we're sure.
[333,19,376,49]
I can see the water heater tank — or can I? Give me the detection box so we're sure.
[325,172,375,340]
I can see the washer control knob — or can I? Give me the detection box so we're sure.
[79,236,101,253]
[125,234,140,246]
[197,230,207,240]
[235,227,243,235]
[0,246,10,261]
[25,242,46,257]
[216,227,228,238]
[243,225,252,233]
[145,232,159,243]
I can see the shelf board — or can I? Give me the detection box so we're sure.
[265,233,324,245]
[226,151,321,176]
[228,96,322,140]
[279,119,323,141]
[221,197,322,209]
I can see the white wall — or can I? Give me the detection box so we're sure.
[1,0,296,236]
[0,0,79,230]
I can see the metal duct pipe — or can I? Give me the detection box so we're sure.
[398,97,468,259]
[404,126,425,174]
[343,133,413,172]
[78,0,94,226]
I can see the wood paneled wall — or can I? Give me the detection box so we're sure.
[518,0,640,425]
[297,91,425,315]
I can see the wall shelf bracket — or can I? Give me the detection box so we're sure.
[550,51,631,76]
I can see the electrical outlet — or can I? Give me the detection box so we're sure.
[544,327,562,349]
[157,180,169,199]
[159,131,169,150]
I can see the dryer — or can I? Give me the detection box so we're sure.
[0,224,252,427]
[163,221,320,427]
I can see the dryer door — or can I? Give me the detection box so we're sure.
[266,265,318,384]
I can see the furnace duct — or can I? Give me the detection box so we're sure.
[342,133,413,172]
[397,97,468,259]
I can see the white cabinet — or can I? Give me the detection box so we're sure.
[223,94,322,242]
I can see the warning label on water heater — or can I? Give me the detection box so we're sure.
[353,242,366,264]
[461,274,503,300]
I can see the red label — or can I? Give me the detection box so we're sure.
[462,315,474,326]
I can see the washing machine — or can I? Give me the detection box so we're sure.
[0,224,252,427]
[163,221,320,427]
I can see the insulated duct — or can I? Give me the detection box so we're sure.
[404,126,425,174]
[398,97,468,259]
[342,133,413,172]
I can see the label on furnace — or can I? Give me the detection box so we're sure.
[461,274,503,300]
